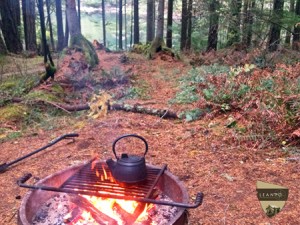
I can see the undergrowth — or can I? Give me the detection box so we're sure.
[173,62,300,145]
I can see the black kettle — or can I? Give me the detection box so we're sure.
[106,134,148,184]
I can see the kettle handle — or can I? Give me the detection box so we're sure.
[112,134,148,159]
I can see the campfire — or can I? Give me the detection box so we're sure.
[17,135,203,225]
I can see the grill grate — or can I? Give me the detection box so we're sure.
[59,160,165,199]
[17,160,203,208]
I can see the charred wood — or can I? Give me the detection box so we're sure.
[69,195,118,225]
[63,206,82,223]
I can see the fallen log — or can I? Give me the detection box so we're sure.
[10,97,179,119]
[110,103,178,119]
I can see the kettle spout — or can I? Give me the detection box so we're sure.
[106,158,116,171]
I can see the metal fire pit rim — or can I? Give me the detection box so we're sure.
[18,160,189,225]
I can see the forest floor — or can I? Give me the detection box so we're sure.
[0,48,300,224]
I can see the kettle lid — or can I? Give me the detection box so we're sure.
[118,154,145,165]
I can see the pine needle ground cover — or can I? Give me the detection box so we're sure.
[0,49,300,224]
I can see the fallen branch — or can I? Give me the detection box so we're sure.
[9,98,179,119]
[110,103,178,119]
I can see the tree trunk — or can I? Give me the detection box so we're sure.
[102,0,107,46]
[77,0,81,32]
[149,0,165,58]
[147,0,155,43]
[0,0,23,53]
[156,0,165,39]
[119,0,123,49]
[37,0,48,63]
[0,33,7,55]
[268,0,284,52]
[285,0,295,44]
[64,1,69,48]
[66,0,81,37]
[56,0,65,51]
[242,0,255,47]
[166,0,173,48]
[180,0,188,50]
[46,0,55,50]
[227,0,242,46]
[124,0,127,49]
[207,0,220,51]
[186,0,193,49]
[130,0,133,46]
[66,0,99,67]
[22,0,37,52]
[293,0,300,48]
[133,0,140,44]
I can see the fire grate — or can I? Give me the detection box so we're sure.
[18,160,203,208]
[60,160,165,199]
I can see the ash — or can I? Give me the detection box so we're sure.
[33,193,70,225]
[32,193,179,225]
[145,193,179,225]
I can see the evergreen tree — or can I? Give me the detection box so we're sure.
[186,0,193,49]
[102,0,107,46]
[268,0,284,51]
[180,0,188,50]
[46,0,55,50]
[293,0,300,48]
[22,0,37,52]
[207,0,220,51]
[166,0,174,48]
[134,0,140,44]
[242,0,255,47]
[0,0,23,53]
[56,0,65,51]
[147,0,155,43]
[227,0,242,46]
[119,0,123,49]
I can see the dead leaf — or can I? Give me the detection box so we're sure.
[88,92,111,119]
[221,173,235,182]
[291,128,300,138]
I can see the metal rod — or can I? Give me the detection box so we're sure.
[0,133,79,173]
[17,173,204,209]
[145,164,167,198]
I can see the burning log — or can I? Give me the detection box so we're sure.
[63,206,82,223]
[112,202,150,225]
[69,195,118,225]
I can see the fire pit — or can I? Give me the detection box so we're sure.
[18,160,202,225]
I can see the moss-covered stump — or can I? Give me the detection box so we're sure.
[131,43,151,54]
[147,38,177,59]
[70,34,99,68]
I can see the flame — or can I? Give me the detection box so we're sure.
[81,210,92,221]
[115,199,139,214]
[102,165,108,180]
[69,162,157,224]
[67,195,156,224]
[96,170,100,178]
